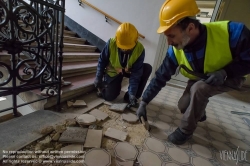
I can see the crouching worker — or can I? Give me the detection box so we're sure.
[94,22,152,107]
[136,0,250,145]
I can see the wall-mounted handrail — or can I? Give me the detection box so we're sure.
[80,0,145,39]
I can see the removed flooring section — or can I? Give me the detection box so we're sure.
[89,109,109,121]
[0,110,66,160]
[109,103,128,112]
[84,129,103,148]
[104,128,128,141]
[59,127,88,143]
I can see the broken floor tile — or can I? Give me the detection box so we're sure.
[116,160,134,166]
[67,101,74,107]
[59,127,88,143]
[76,114,96,125]
[89,109,109,121]
[61,144,84,156]
[84,129,103,148]
[85,148,111,166]
[114,142,138,161]
[122,112,138,123]
[109,103,128,112]
[104,128,127,141]
[137,151,163,166]
[73,100,87,107]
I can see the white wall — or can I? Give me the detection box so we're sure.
[65,0,166,74]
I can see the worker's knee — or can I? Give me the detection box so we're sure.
[190,81,210,95]
[103,90,120,101]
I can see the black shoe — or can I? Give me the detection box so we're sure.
[168,128,192,145]
[199,113,207,122]
[123,91,129,102]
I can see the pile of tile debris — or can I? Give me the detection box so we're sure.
[16,101,166,166]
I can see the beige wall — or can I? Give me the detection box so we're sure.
[219,0,250,28]
[218,0,250,85]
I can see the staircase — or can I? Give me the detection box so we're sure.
[0,27,100,111]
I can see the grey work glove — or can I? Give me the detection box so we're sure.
[136,101,147,123]
[204,69,227,86]
[94,77,103,89]
[129,94,139,108]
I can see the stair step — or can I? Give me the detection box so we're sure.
[62,61,97,77]
[63,52,99,62]
[63,43,97,52]
[63,30,76,37]
[63,36,86,45]
[44,73,96,108]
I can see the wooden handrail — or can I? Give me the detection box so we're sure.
[80,0,145,39]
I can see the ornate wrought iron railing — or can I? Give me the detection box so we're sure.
[0,0,65,116]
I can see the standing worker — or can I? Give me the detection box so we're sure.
[136,0,250,145]
[94,22,152,107]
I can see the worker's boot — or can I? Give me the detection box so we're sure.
[168,128,192,145]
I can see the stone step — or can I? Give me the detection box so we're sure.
[63,52,99,62]
[63,43,97,52]
[63,30,76,37]
[63,36,86,45]
[62,61,97,78]
[43,73,96,108]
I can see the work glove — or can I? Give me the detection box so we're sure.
[136,101,147,123]
[204,69,227,86]
[128,94,139,108]
[94,77,103,89]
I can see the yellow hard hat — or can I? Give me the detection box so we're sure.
[157,0,200,34]
[116,22,138,50]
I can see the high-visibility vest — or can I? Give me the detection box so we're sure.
[174,21,233,80]
[106,38,144,77]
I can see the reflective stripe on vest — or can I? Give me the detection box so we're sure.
[106,38,144,77]
[174,21,232,80]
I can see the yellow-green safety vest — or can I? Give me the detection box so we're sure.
[106,38,144,77]
[174,21,233,80]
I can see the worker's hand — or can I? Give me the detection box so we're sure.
[129,95,139,108]
[204,69,227,86]
[94,77,103,89]
[136,101,147,123]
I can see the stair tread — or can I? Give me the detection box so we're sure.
[62,61,97,70]
[63,43,96,48]
[64,36,86,41]
[62,73,96,91]
[63,52,100,56]
[64,30,76,34]
[32,73,96,95]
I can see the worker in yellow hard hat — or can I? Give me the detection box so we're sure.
[94,22,152,106]
[136,0,250,145]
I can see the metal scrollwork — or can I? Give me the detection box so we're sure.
[0,0,65,115]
